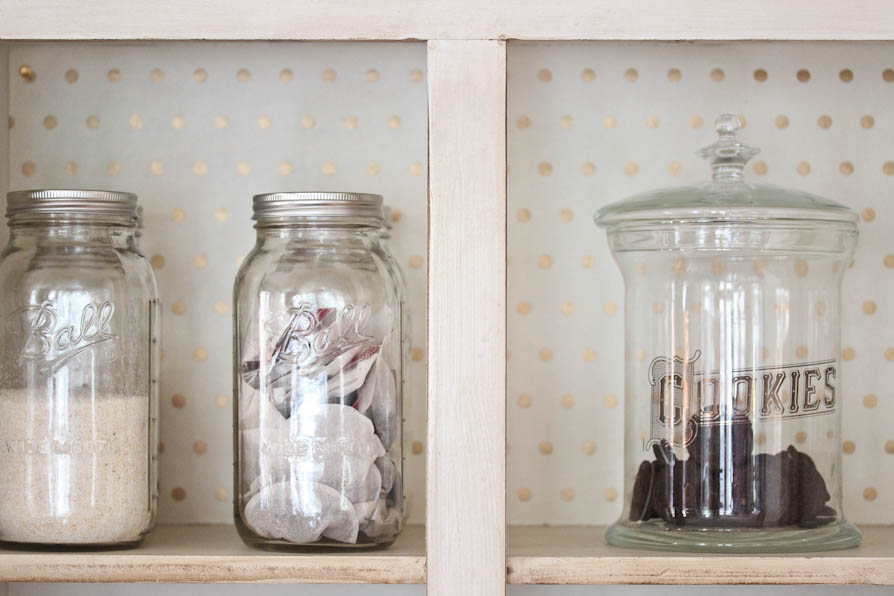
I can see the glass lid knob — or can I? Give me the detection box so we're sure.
[698,113,760,181]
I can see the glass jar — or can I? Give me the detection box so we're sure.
[234,192,403,548]
[0,189,160,546]
[596,115,861,552]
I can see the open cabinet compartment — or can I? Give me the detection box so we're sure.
[506,41,894,584]
[0,40,428,583]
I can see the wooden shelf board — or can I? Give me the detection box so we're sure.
[508,525,894,585]
[0,524,425,583]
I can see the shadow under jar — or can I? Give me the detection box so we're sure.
[0,190,160,547]
[596,115,861,553]
[234,192,403,549]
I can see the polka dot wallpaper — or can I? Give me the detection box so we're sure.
[508,42,894,526]
[3,42,428,524]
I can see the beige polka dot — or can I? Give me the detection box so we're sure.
[624,162,638,176]
[581,68,595,82]
[322,68,337,82]
[126,113,144,130]
[817,115,832,129]
[171,300,187,316]
[106,161,121,176]
[603,301,618,316]
[559,115,573,129]
[409,68,423,83]
[215,487,229,501]
[797,161,811,176]
[150,68,164,83]
[236,68,250,82]
[862,208,876,222]
[158,441,165,453]
[42,114,57,130]
[864,487,878,501]
[235,162,251,176]
[667,68,682,82]
[215,394,228,408]
[748,160,768,175]
[671,257,686,276]
[885,162,894,176]
[211,301,229,316]
[581,255,595,269]
[150,255,165,269]
[389,208,402,223]
[322,161,337,175]
[213,207,229,223]
[636,348,647,362]
[411,441,424,455]
[796,68,810,82]
[366,162,381,176]
[518,487,532,502]
[886,441,894,455]
[646,115,660,129]
[21,161,36,176]
[257,115,272,129]
[581,162,596,176]
[215,115,229,129]
[192,254,208,270]
[754,68,768,82]
[840,68,854,83]
[827,429,835,439]
[560,488,575,502]
[538,348,554,362]
[64,162,78,176]
[275,161,293,176]
[171,208,186,222]
[536,68,552,82]
[603,394,618,409]
[624,68,638,82]
[366,69,380,82]
[840,161,854,175]
[171,115,186,129]
[538,255,553,269]
[651,302,665,314]
[279,68,293,82]
[517,394,532,409]
[560,301,575,316]
[795,431,808,444]
[387,115,402,129]
[796,345,809,359]
[516,208,531,222]
[863,300,878,315]
[712,259,726,277]
[538,162,553,176]
[815,300,827,316]
[516,302,531,315]
[861,114,876,129]
[582,441,597,455]
[7,115,13,129]
[755,432,767,446]
[193,440,208,455]
[667,161,682,176]
[604,487,619,502]
[171,487,186,501]
[343,115,358,130]
[188,161,208,176]
[517,115,531,129]
[150,160,164,176]
[411,347,424,362]
[408,254,424,269]
[171,393,186,408]
[843,440,856,454]
[409,161,424,176]
[864,394,878,408]
[775,114,790,129]
[710,68,725,82]
[603,115,617,129]
[794,259,809,277]
[885,254,894,268]
[559,209,574,222]
[690,115,704,129]
[65,68,79,83]
[560,394,575,409]
[538,441,553,455]
[193,68,207,83]
[886,347,894,362]
[18,65,35,82]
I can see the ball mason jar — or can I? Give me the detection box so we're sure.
[234,192,403,548]
[596,116,861,552]
[0,190,160,546]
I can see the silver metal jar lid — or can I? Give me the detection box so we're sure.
[252,192,384,222]
[6,189,138,219]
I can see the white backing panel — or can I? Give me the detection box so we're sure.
[507,41,894,526]
[5,42,428,525]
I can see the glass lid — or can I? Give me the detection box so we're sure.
[595,114,858,227]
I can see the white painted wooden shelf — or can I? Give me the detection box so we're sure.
[507,525,894,585]
[0,524,425,583]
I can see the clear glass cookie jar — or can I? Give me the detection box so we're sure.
[233,192,403,549]
[595,115,861,552]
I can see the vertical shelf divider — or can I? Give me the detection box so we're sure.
[426,39,507,596]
